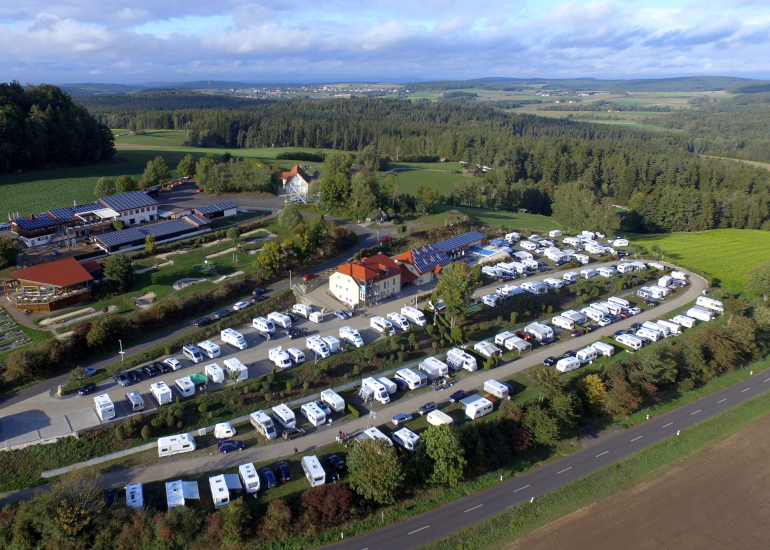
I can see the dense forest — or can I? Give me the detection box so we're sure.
[0,82,115,173]
[75,91,266,115]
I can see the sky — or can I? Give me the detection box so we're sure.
[2,0,770,84]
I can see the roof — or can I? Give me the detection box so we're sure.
[185,214,211,227]
[166,480,200,508]
[195,202,238,216]
[399,264,418,282]
[336,253,402,283]
[79,260,103,274]
[282,165,310,182]
[48,203,104,222]
[95,218,208,248]
[98,191,158,212]
[13,213,59,231]
[395,245,450,274]
[12,257,93,287]
[435,231,487,253]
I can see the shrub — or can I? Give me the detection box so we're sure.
[286,381,293,392]
[301,483,355,526]
[114,424,125,440]
[678,378,695,393]
[166,415,175,428]
[198,403,209,414]
[177,420,183,429]
[102,306,109,313]
[348,404,360,418]
[303,381,310,391]
[141,425,151,440]
[174,407,184,419]
[398,351,407,362]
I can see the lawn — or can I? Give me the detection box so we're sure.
[114,130,188,147]
[387,167,477,197]
[632,229,770,293]
[435,205,562,232]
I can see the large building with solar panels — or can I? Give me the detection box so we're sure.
[393,244,450,286]
[97,191,159,226]
[92,215,212,253]
[434,231,488,261]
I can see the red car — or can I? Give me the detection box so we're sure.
[196,188,204,193]
[302,273,316,281]
[381,235,393,242]
[515,331,533,341]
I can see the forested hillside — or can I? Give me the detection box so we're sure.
[0,82,114,173]
[75,91,266,119]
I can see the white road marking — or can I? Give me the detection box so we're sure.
[408,526,430,535]
[513,485,530,493]
[464,504,484,513]
[691,410,701,415]
[742,388,751,393]
[557,467,572,475]
[764,378,770,383]
[718,398,727,403]
[662,422,673,428]
[596,451,609,457]
[631,436,643,442]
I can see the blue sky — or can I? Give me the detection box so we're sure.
[2,0,770,83]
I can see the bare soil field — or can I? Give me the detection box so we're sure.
[506,412,770,550]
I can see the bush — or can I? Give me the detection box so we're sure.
[303,381,310,391]
[114,424,125,440]
[301,483,355,526]
[397,351,407,362]
[348,404,360,418]
[226,227,239,240]
[102,306,109,313]
[678,378,695,393]
[141,425,151,440]
[198,403,209,414]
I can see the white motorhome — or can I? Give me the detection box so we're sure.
[150,381,172,405]
[591,341,615,357]
[563,237,581,246]
[482,294,500,307]
[308,311,324,323]
[182,344,203,363]
[301,402,326,426]
[608,296,630,308]
[356,427,393,446]
[574,254,590,265]
[361,377,390,404]
[252,317,275,333]
[597,267,615,278]
[484,379,510,400]
[320,389,345,412]
[617,263,634,273]
[392,427,420,452]
[378,377,397,394]
[301,455,326,487]
[463,396,494,419]
[287,347,305,364]
[205,363,225,383]
[576,347,598,364]
[239,463,260,494]
[220,328,247,350]
[636,327,661,342]
[126,391,144,412]
[495,331,517,346]
[615,333,643,350]
[563,271,579,283]
[272,404,296,429]
[214,422,236,439]
[427,410,454,426]
[474,341,502,358]
[267,312,292,329]
[543,277,565,289]
[395,368,427,390]
[580,268,596,279]
[401,306,426,326]
[672,315,696,328]
[556,357,581,373]
[658,275,673,288]
[175,376,195,397]
[268,347,293,369]
[158,433,196,457]
[223,357,248,381]
[250,410,277,440]
[370,316,393,334]
[687,306,716,322]
[321,336,340,354]
[306,336,330,358]
[525,322,554,340]
[445,348,477,372]
[505,231,521,242]
[292,304,312,318]
[418,357,449,380]
[696,296,724,312]
[386,312,410,331]
[657,319,681,335]
[340,326,364,348]
[198,340,220,359]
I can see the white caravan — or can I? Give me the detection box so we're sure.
[484,379,510,400]
[175,376,195,397]
[302,455,326,487]
[672,315,696,328]
[696,296,724,312]
[615,333,643,350]
[576,347,598,364]
[239,463,260,494]
[320,389,345,412]
[158,433,196,457]
[306,336,330,358]
[445,348,478,372]
[252,317,275,333]
[197,340,221,359]
[395,368,427,390]
[418,357,449,380]
[267,312,292,329]
[556,357,581,373]
[214,422,235,439]
[272,404,296,429]
[287,347,305,365]
[392,427,420,452]
[150,381,172,405]
[205,363,225,383]
[591,341,615,357]
[223,357,248,381]
[300,402,326,426]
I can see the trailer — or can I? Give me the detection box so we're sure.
[556,357,581,373]
[505,232,521,242]
[320,389,345,412]
[672,314,696,328]
[696,296,724,312]
[292,304,312,318]
[287,347,305,364]
[591,341,615,357]
[223,357,249,380]
[239,463,260,494]
[395,368,427,390]
[671,270,688,280]
[462,396,494,419]
[636,327,661,342]
[495,331,517,346]
[301,401,327,426]
[322,336,341,354]
[608,296,630,308]
[484,379,510,400]
[209,475,232,509]
[197,340,221,359]
[562,309,588,326]
[339,326,364,347]
[252,317,275,333]
[356,427,393,446]
[445,348,477,372]
[267,312,292,329]
[418,357,449,380]
[581,307,606,322]
[525,322,554,340]
[205,363,225,383]
[544,277,565,289]
[158,433,196,457]
[642,321,666,336]
[175,376,195,397]
[687,306,716,322]
[549,230,562,238]
[481,294,500,307]
[392,427,420,451]
[576,347,598,364]
[473,341,501,358]
[597,267,615,278]
[504,335,531,353]
[521,281,549,295]
[272,404,296,429]
[220,328,247,350]
[563,271,579,283]
[126,483,144,509]
[250,410,277,440]
[657,319,681,335]
[580,268,596,279]
[214,422,236,439]
[427,410,454,426]
[401,306,426,327]
[378,377,397,395]
[150,381,172,405]
[302,455,326,487]
[650,285,671,299]
[268,347,293,369]
[615,333,643,350]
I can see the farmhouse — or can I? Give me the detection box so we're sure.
[282,165,315,196]
[434,231,488,261]
[93,216,212,253]
[192,201,238,220]
[2,257,93,312]
[329,253,402,307]
[98,191,159,226]
[394,244,450,286]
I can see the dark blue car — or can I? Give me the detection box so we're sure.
[261,467,277,489]
[78,382,97,396]
[218,440,245,453]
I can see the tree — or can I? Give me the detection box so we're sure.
[94,177,115,198]
[605,371,642,416]
[522,406,560,446]
[112,219,124,231]
[143,155,171,187]
[747,260,770,301]
[382,173,400,206]
[531,366,564,403]
[253,242,282,279]
[86,314,127,349]
[435,261,475,329]
[278,203,303,229]
[578,374,609,415]
[319,151,353,207]
[0,237,20,269]
[590,197,622,236]
[52,470,104,535]
[498,399,523,423]
[260,498,292,541]
[301,483,355,526]
[218,497,251,546]
[417,184,438,214]
[416,424,467,487]
[226,227,239,240]
[348,439,404,505]
[115,175,138,194]
[552,181,597,230]
[144,235,156,254]
[177,154,196,177]
[348,172,379,220]
[103,253,133,284]
[548,392,582,432]
[722,294,750,325]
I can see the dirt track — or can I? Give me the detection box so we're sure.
[506,412,770,550]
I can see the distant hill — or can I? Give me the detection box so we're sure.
[75,90,267,112]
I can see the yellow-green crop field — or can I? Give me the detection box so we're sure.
[634,229,770,293]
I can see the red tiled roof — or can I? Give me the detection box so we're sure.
[12,257,93,288]
[282,165,310,182]
[336,253,401,283]
[79,260,103,274]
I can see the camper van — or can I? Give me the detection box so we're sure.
[378,377,397,395]
[321,336,340,354]
[591,341,615,358]
[556,357,581,373]
[287,347,305,365]
[239,463,261,494]
[150,381,172,405]
[223,357,248,381]
[370,316,393,334]
[418,357,449,380]
[340,326,364,348]
[220,328,247,350]
[615,333,643,350]
[250,410,277,440]
[552,316,575,330]
[267,312,292,329]
[576,347,598,364]
[214,422,236,439]
[361,377,390,404]
[126,391,145,412]
[463,396,494,419]
[205,363,225,383]
[175,376,195,397]
[301,455,326,487]
[687,306,715,322]
[392,428,420,452]
[272,404,296,429]
[158,433,196,457]
[400,306,426,327]
[427,410,454,426]
[386,312,410,331]
[252,317,276,334]
[445,348,477,372]
[484,379,511,400]
[696,296,724,312]
[672,315,696,328]
[395,368,427,390]
[563,271,579,283]
[306,336,330,358]
[198,341,220,359]
[300,402,326,426]
[182,344,203,363]
[320,389,345,412]
[268,347,293,369]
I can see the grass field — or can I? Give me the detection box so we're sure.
[632,229,770,293]
[388,167,477,197]
[435,205,562,232]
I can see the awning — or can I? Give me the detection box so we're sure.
[223,474,242,490]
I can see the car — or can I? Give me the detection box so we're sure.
[78,382,98,396]
[315,400,332,416]
[115,373,130,387]
[333,311,347,320]
[630,322,643,331]
[610,314,622,323]
[251,295,266,303]
[325,453,346,470]
[342,309,354,318]
[645,300,658,307]
[193,317,211,327]
[214,309,230,319]
[286,327,307,339]
[393,378,409,391]
[218,440,245,453]
[282,427,306,440]
[564,350,577,357]
[252,287,265,296]
[498,274,513,282]
[515,331,533,341]
[540,337,556,345]
[302,273,316,281]
[258,330,274,341]
[597,318,612,327]
[156,362,173,374]
[261,467,277,489]
[84,367,97,377]
[233,301,250,311]
[636,334,653,345]
[614,329,629,337]
[629,307,641,315]
[381,235,393,242]
[284,311,298,322]
[275,461,292,483]
[392,413,413,425]
[0,222,10,230]
[129,370,143,383]
[196,187,204,193]
[585,323,599,332]
[142,365,159,378]
[450,390,468,403]
[619,311,631,319]
[543,356,558,366]
[417,402,438,416]
[163,358,182,371]
[570,329,586,337]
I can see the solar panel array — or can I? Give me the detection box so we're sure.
[411,244,450,273]
[434,231,487,253]
[96,218,202,249]
[98,191,158,212]
[49,203,102,222]
[14,214,59,231]
[186,215,211,227]
[195,202,238,215]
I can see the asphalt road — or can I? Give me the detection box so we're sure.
[323,369,770,550]
[0,190,382,409]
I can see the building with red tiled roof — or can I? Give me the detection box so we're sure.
[393,244,450,286]
[2,257,94,312]
[329,253,402,307]
[281,165,315,196]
